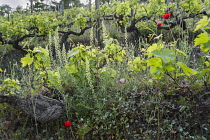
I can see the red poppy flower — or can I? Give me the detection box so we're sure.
[157,22,163,27]
[64,121,72,127]
[162,14,170,19]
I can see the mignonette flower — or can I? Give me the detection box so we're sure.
[64,121,72,127]
[120,78,125,83]
[162,14,170,19]
[157,22,163,27]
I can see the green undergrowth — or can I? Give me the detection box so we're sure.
[0,17,210,140]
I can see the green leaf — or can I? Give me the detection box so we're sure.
[152,67,164,79]
[67,49,80,58]
[147,57,162,67]
[205,61,210,67]
[147,43,163,53]
[201,40,210,52]
[177,62,197,76]
[21,53,34,67]
[177,73,185,76]
[150,66,157,74]
[194,16,209,31]
[151,49,175,63]
[196,69,210,79]
[194,32,209,46]
[164,64,175,72]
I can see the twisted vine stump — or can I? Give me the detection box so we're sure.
[0,94,65,124]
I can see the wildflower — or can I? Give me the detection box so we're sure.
[119,78,125,83]
[162,14,170,19]
[64,121,72,127]
[157,22,163,27]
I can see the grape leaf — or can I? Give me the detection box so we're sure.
[147,43,163,53]
[201,40,210,52]
[194,32,209,46]
[177,62,197,76]
[151,49,175,63]
[21,53,34,67]
[164,64,175,72]
[147,57,162,67]
[194,16,209,31]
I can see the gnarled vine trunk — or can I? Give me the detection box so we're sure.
[0,94,65,124]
